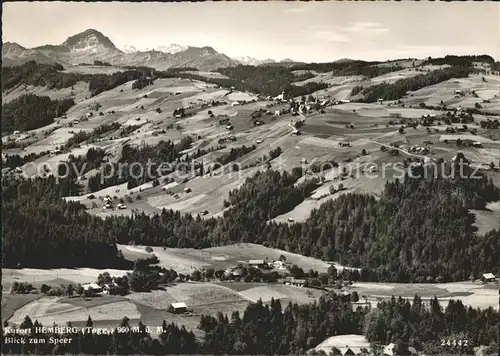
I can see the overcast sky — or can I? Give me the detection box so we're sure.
[3,2,499,62]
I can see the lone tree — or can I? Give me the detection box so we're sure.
[351,291,359,303]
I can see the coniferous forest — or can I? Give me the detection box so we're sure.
[2,94,75,132]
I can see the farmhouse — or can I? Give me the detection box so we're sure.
[271,260,286,270]
[82,283,103,295]
[340,347,363,356]
[283,277,306,287]
[102,282,118,293]
[248,260,267,268]
[274,92,285,101]
[472,141,483,148]
[231,101,240,107]
[383,343,417,356]
[481,273,496,283]
[169,302,188,314]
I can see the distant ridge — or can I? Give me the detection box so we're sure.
[2,29,239,71]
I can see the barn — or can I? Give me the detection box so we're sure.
[169,302,188,314]
[481,273,496,283]
[82,283,103,295]
[248,260,266,268]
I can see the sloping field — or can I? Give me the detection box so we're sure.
[439,134,496,143]
[312,334,370,355]
[347,281,500,310]
[235,284,323,304]
[8,297,141,326]
[125,282,250,324]
[471,208,500,235]
[119,243,333,274]
[226,92,259,102]
[119,245,211,274]
[403,74,500,109]
[63,65,125,75]
[125,290,177,310]
[3,81,90,104]
[2,294,42,325]
[181,71,230,79]
[2,268,132,286]
[204,243,332,273]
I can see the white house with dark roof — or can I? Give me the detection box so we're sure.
[169,302,187,314]
[481,273,496,282]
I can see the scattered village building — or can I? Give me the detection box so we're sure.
[283,277,306,287]
[270,260,286,270]
[248,260,267,268]
[82,283,103,295]
[340,347,363,355]
[169,302,188,314]
[2,167,12,176]
[274,92,285,101]
[383,343,417,356]
[481,273,496,283]
[102,282,118,294]
[472,141,483,148]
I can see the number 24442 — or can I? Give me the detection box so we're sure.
[441,339,469,347]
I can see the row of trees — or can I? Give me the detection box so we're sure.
[289,60,403,78]
[421,55,495,66]
[2,61,87,92]
[64,122,121,150]
[2,151,50,170]
[83,137,193,193]
[3,293,498,355]
[2,94,75,132]
[212,65,328,98]
[216,145,256,165]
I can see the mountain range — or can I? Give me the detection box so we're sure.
[2,29,301,71]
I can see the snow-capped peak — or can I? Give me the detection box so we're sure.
[152,44,188,54]
[122,45,139,54]
[233,56,276,66]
